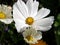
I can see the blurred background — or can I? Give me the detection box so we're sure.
[0,0,60,45]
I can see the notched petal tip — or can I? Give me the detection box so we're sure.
[41,7,50,14]
[49,16,54,24]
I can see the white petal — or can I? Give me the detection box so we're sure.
[34,31,42,40]
[31,0,39,17]
[23,30,29,37]
[0,19,13,24]
[16,0,28,18]
[34,16,54,27]
[27,0,39,17]
[6,13,12,18]
[15,21,28,33]
[35,8,50,20]
[6,6,12,15]
[13,5,25,22]
[14,18,24,23]
[2,5,11,14]
[26,0,33,16]
[34,26,52,31]
[1,4,7,11]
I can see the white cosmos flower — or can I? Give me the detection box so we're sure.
[0,4,13,24]
[13,0,54,32]
[22,27,42,44]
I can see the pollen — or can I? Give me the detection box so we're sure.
[0,12,6,19]
[26,35,33,41]
[25,17,34,25]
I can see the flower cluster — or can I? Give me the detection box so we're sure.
[13,0,54,44]
[0,0,54,44]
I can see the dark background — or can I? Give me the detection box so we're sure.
[0,0,60,45]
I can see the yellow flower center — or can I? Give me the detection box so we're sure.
[25,17,34,25]
[26,35,34,41]
[0,12,6,19]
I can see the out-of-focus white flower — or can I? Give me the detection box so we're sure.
[0,4,13,24]
[13,0,54,32]
[23,27,42,44]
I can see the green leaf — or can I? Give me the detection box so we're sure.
[54,21,59,27]
[57,14,60,22]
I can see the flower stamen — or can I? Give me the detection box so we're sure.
[0,12,6,19]
[26,35,34,41]
[25,17,34,25]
